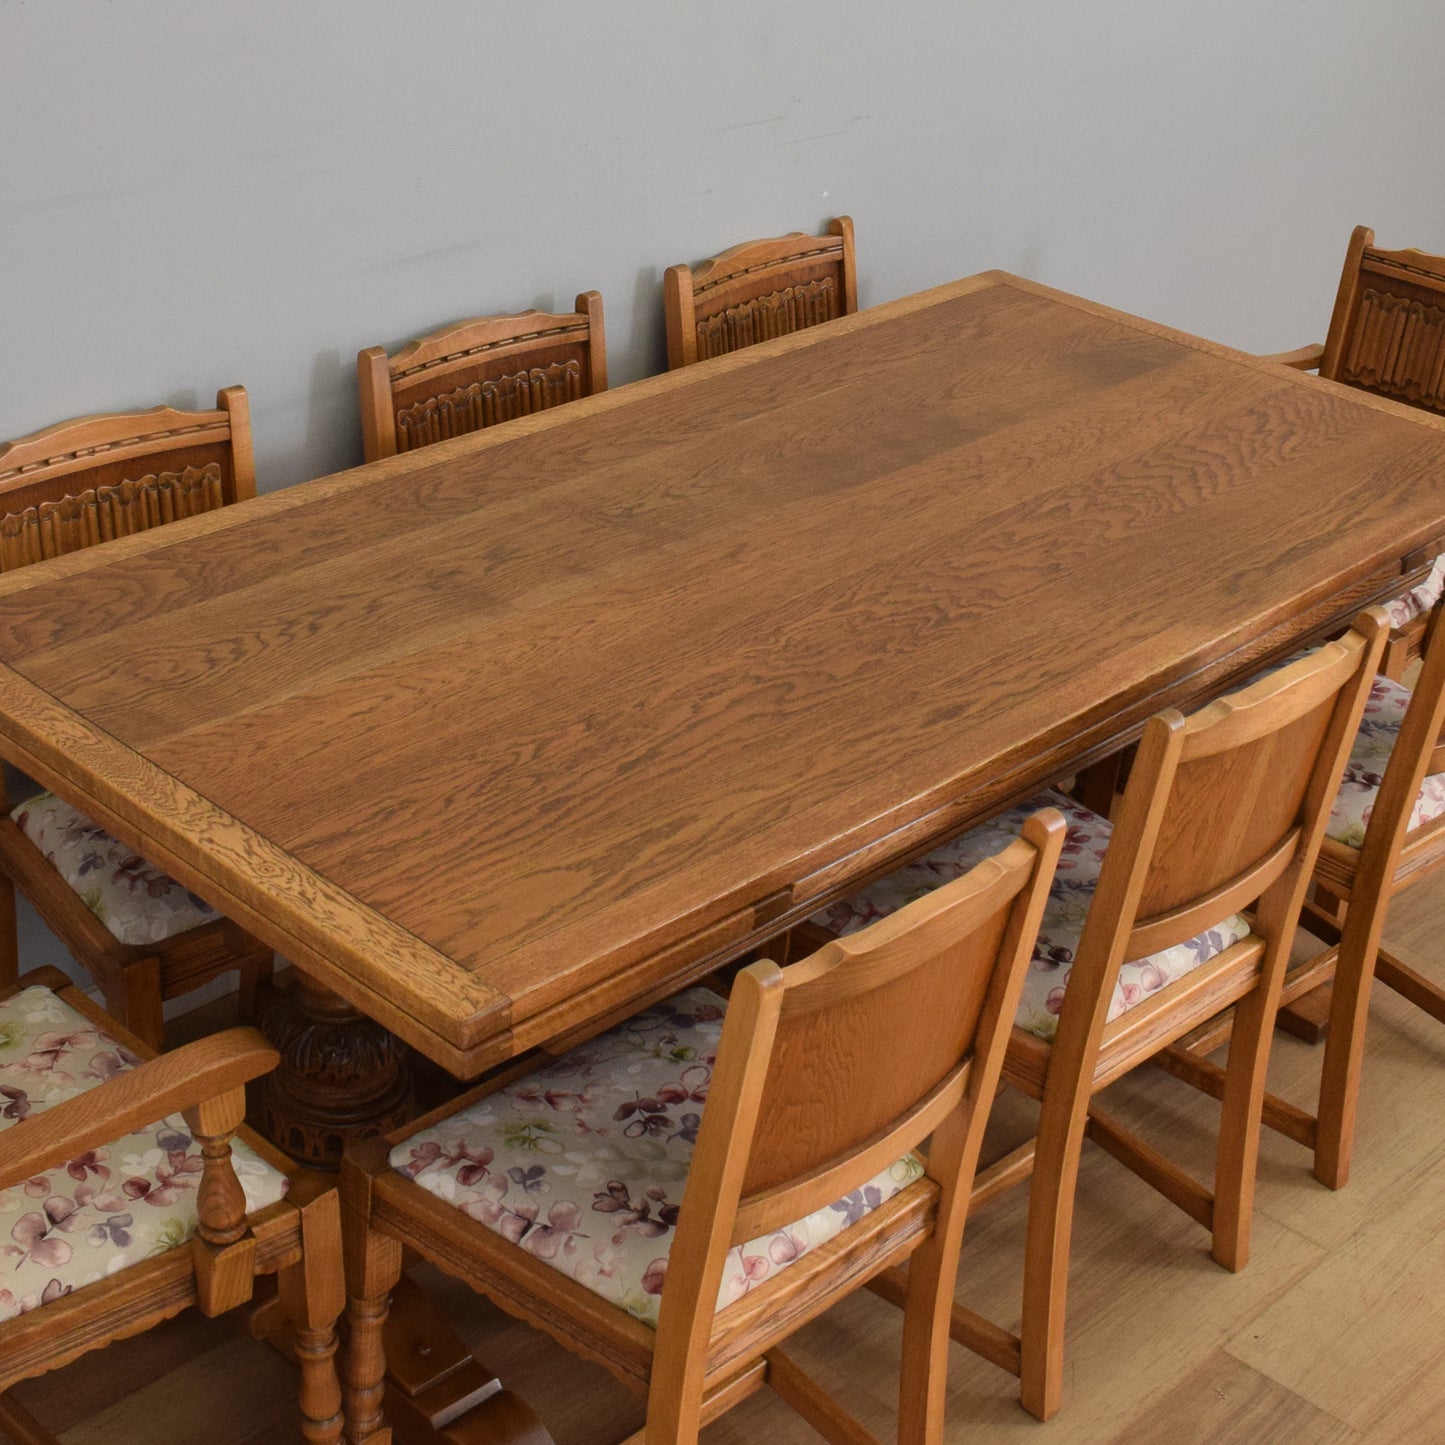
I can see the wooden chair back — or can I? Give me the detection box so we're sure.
[1320,226,1445,415]
[0,388,255,574]
[651,811,1063,1370]
[664,217,857,369]
[1072,621,1384,1027]
[357,292,607,461]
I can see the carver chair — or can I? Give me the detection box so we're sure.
[1162,598,1445,1190]
[1263,226,1445,678]
[339,810,1065,1444]
[0,965,343,1444]
[0,392,273,1049]
[800,612,1386,1420]
[357,292,607,461]
[664,217,857,369]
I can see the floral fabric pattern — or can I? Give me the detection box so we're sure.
[1327,673,1445,848]
[1383,550,1445,631]
[390,987,923,1327]
[0,985,287,1323]
[810,790,1251,1042]
[11,792,220,947]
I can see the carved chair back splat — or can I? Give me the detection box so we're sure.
[664,217,857,370]
[357,292,607,462]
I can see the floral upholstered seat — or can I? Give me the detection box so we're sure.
[1383,552,1445,632]
[1326,673,1445,848]
[390,987,923,1327]
[0,984,287,1322]
[810,790,1252,1041]
[11,793,220,947]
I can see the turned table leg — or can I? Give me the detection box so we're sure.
[259,972,554,1444]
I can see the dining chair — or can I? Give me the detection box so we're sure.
[0,392,273,1050]
[799,612,1386,1420]
[0,965,343,1444]
[1161,598,1445,1190]
[357,292,608,461]
[663,217,857,370]
[339,810,1065,1444]
[1262,225,1445,678]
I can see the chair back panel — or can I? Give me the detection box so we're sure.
[1136,703,1332,927]
[1321,227,1445,416]
[665,218,857,369]
[0,393,253,575]
[391,344,590,452]
[1128,633,1376,948]
[740,904,1009,1200]
[360,294,606,461]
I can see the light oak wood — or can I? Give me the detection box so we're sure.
[840,618,1387,1420]
[664,218,857,368]
[0,969,344,1444]
[1271,225,1445,677]
[1174,599,1445,1191]
[0,275,1440,1085]
[0,389,270,1048]
[358,294,607,462]
[341,815,1066,1444]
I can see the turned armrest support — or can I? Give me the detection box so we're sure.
[1259,343,1325,371]
[0,1027,279,1191]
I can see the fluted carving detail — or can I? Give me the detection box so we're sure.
[1344,288,1445,413]
[696,278,840,361]
[395,361,584,450]
[0,463,225,572]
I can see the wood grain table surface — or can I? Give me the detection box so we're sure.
[1,271,1444,1078]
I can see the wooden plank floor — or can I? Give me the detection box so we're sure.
[6,882,1443,1443]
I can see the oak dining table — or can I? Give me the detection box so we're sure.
[2,271,1445,1441]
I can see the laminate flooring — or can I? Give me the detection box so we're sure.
[5,884,1443,1444]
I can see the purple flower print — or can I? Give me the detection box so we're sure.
[829,1185,883,1228]
[592,1181,679,1238]
[641,1257,669,1297]
[3,1198,85,1271]
[0,1085,31,1122]
[87,1213,134,1249]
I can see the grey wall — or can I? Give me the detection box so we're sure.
[5,0,1445,493]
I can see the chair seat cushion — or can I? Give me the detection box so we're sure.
[1327,674,1445,848]
[12,792,221,947]
[1383,551,1445,631]
[390,987,923,1328]
[810,790,1251,1042]
[0,985,288,1324]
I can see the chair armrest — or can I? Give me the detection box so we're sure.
[1259,343,1325,372]
[0,1026,278,1192]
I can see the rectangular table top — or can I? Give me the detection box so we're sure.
[2,272,1443,1075]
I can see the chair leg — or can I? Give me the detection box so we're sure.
[118,955,165,1052]
[1017,1096,1091,1421]
[1311,931,1382,1192]
[0,1389,61,1445]
[0,870,18,993]
[1210,964,1285,1271]
[342,1224,403,1444]
[280,1184,347,1445]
